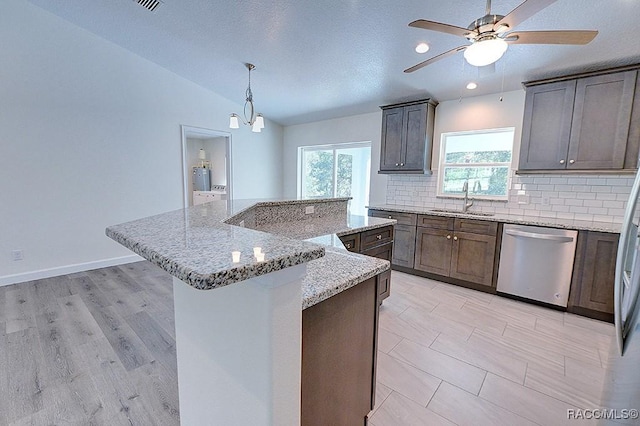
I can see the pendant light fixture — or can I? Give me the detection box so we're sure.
[229,63,265,133]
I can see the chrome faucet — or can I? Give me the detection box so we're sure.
[462,180,474,213]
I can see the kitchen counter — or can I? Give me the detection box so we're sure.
[367,203,621,233]
[106,198,393,309]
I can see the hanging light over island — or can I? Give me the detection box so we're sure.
[229,63,265,133]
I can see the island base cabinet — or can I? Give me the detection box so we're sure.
[301,275,379,425]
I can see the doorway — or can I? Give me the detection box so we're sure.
[181,125,233,207]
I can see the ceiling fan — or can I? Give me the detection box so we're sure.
[404,0,598,73]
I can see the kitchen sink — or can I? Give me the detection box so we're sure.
[430,208,494,217]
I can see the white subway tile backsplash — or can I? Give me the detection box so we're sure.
[385,172,634,224]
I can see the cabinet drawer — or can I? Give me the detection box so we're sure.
[362,241,393,261]
[454,218,498,236]
[339,233,360,252]
[361,226,394,251]
[368,209,417,226]
[417,214,454,230]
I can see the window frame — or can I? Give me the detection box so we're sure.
[297,141,372,200]
[436,127,515,201]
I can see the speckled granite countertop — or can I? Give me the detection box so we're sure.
[255,214,396,240]
[107,198,393,309]
[367,204,622,233]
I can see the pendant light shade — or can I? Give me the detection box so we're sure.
[464,38,508,67]
[229,63,265,132]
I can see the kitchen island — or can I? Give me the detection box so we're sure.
[106,197,394,425]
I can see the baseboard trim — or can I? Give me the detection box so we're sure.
[0,254,144,287]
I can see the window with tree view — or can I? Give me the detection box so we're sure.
[438,128,515,200]
[299,143,371,215]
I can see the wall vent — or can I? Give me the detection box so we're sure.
[134,0,163,12]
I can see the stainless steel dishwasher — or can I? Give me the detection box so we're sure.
[496,224,578,307]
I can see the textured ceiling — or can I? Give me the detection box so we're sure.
[26,0,640,125]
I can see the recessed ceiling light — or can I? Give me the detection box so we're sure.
[466,82,478,90]
[415,43,430,54]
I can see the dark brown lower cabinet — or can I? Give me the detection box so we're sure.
[450,231,498,287]
[301,275,380,425]
[413,217,499,289]
[390,224,416,268]
[568,231,618,322]
[340,225,394,302]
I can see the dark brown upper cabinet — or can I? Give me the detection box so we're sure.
[519,67,639,172]
[379,99,436,174]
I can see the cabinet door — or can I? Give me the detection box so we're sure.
[402,103,429,171]
[301,276,377,425]
[380,107,404,171]
[450,231,497,287]
[569,231,618,316]
[567,71,637,170]
[391,224,416,268]
[519,80,576,170]
[414,227,452,276]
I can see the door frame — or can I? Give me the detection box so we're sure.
[180,125,233,208]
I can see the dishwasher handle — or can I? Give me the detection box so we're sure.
[505,228,575,243]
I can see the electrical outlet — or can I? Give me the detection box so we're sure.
[11,250,24,261]
[305,206,314,214]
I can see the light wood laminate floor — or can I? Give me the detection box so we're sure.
[1,263,614,425]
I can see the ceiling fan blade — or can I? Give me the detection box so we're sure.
[494,0,557,32]
[505,30,598,45]
[409,20,477,38]
[404,46,467,73]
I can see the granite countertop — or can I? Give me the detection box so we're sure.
[367,204,622,234]
[255,214,396,240]
[107,198,394,309]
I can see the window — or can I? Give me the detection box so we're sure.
[299,142,371,215]
[437,128,515,200]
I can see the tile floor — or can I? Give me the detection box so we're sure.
[368,270,616,426]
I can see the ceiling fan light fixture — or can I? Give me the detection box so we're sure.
[415,42,430,53]
[463,37,508,67]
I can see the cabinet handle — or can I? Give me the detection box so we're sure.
[446,235,451,239]
[376,235,382,240]
[345,243,351,249]
[560,159,566,164]
[453,236,458,241]
[569,159,575,164]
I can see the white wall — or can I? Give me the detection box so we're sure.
[0,0,283,284]
[282,111,387,205]
[431,90,526,170]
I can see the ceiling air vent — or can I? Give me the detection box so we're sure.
[134,0,163,12]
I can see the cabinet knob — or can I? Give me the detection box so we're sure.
[346,243,351,249]
[453,236,458,241]
[569,159,575,164]
[446,235,451,240]
[376,235,382,240]
[395,163,399,166]
[400,163,404,166]
[560,159,566,164]
[388,216,392,219]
